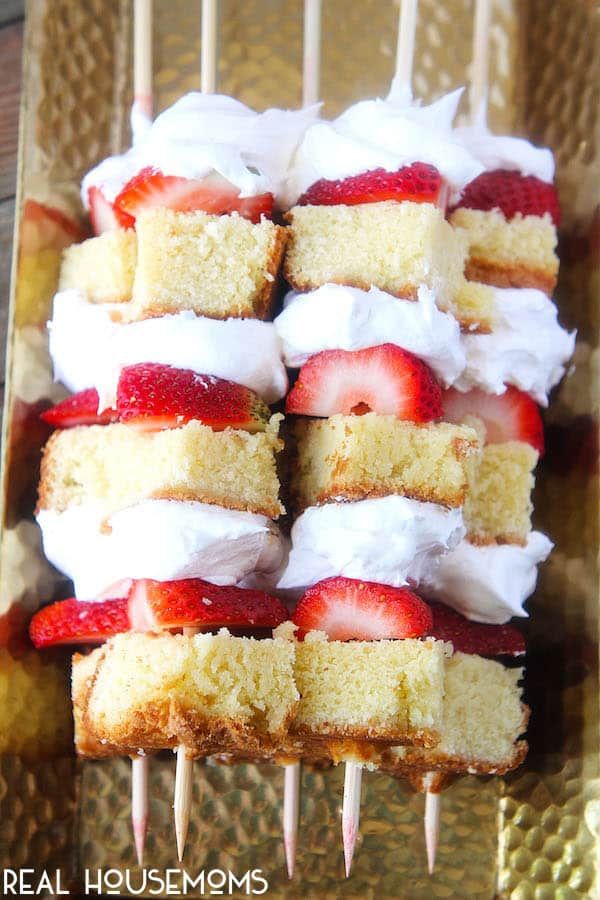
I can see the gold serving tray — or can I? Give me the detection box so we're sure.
[0,1,598,896]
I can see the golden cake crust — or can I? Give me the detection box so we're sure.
[465,258,557,295]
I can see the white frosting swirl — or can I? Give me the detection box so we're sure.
[421,532,553,624]
[48,290,288,407]
[82,93,319,206]
[456,287,576,406]
[274,283,465,386]
[277,495,465,593]
[37,500,286,600]
[455,111,554,183]
[284,81,483,207]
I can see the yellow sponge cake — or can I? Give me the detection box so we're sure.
[59,229,136,304]
[72,631,298,758]
[131,208,287,320]
[450,207,558,294]
[464,441,538,545]
[284,201,495,332]
[292,632,449,747]
[289,413,480,512]
[38,416,284,519]
[380,652,528,776]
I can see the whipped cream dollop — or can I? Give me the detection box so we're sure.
[277,495,465,593]
[421,532,553,624]
[455,109,554,183]
[37,500,286,600]
[49,290,288,407]
[82,93,319,207]
[284,80,483,207]
[274,283,466,386]
[455,287,576,406]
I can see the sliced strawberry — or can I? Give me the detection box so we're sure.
[298,163,445,208]
[128,579,288,632]
[452,169,560,227]
[29,598,129,648]
[442,385,544,455]
[116,363,270,432]
[114,167,274,224]
[41,388,117,428]
[427,601,525,657]
[87,186,135,235]
[20,199,86,255]
[292,576,433,641]
[286,344,442,422]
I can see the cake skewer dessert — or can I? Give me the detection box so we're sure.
[419,0,573,869]
[36,2,319,865]
[130,0,154,864]
[281,0,323,879]
[21,0,576,884]
[173,0,218,862]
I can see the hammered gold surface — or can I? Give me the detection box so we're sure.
[0,0,598,897]
[78,758,502,897]
[0,755,77,880]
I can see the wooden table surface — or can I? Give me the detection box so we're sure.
[0,1,24,413]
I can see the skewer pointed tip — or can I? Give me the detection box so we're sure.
[283,762,301,879]
[174,745,194,862]
[133,817,148,868]
[131,755,149,868]
[342,761,363,878]
[424,790,441,875]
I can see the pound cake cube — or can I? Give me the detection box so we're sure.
[450,207,558,294]
[284,201,495,332]
[292,633,450,747]
[382,652,528,775]
[131,208,287,320]
[38,416,284,519]
[464,441,538,544]
[290,413,480,511]
[59,229,136,303]
[72,631,298,757]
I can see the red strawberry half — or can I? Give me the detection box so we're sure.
[20,199,86,255]
[29,597,129,648]
[41,388,116,428]
[298,163,446,208]
[128,579,288,632]
[442,385,544,455]
[286,344,442,422]
[452,169,560,227]
[427,601,525,657]
[116,363,270,432]
[88,186,135,235]
[292,576,433,641]
[41,364,270,433]
[114,168,274,224]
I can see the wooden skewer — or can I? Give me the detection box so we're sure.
[395,0,418,92]
[424,786,440,875]
[133,0,153,119]
[342,761,363,878]
[130,0,153,867]
[283,760,301,879]
[172,0,218,861]
[302,0,322,108]
[469,0,492,125]
[131,753,149,866]
[201,0,218,94]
